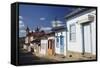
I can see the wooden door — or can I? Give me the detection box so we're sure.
[48,39,54,56]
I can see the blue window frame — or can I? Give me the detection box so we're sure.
[60,34,64,53]
[56,36,59,48]
[60,35,64,46]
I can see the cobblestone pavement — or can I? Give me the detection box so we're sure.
[35,51,96,62]
[18,51,58,65]
[19,48,96,65]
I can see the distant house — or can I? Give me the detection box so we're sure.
[65,8,96,55]
[52,26,67,56]
[23,26,45,53]
[23,26,33,52]
[40,32,55,56]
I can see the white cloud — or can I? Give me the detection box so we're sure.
[19,28,26,37]
[52,20,64,27]
[19,20,25,28]
[19,24,25,28]
[19,30,26,33]
[40,17,45,20]
[19,20,23,24]
[41,27,52,31]
[52,20,62,24]
[19,16,23,19]
[19,16,26,37]
[33,30,35,32]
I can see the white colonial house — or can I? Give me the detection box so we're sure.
[66,8,96,55]
[52,26,67,56]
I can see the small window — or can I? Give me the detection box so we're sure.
[70,24,76,41]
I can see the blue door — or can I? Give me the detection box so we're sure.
[60,35,64,54]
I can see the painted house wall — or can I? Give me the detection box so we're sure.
[30,36,34,41]
[91,10,96,54]
[25,37,29,43]
[48,36,55,40]
[25,36,34,43]
[40,39,48,55]
[23,36,34,52]
[66,10,96,55]
[55,31,67,56]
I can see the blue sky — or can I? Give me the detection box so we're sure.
[19,4,76,37]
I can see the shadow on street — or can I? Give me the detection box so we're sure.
[18,51,57,65]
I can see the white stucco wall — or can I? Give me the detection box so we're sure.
[25,36,34,44]
[25,37,29,43]
[40,39,48,55]
[23,44,27,50]
[66,10,96,55]
[55,31,67,56]
[91,12,96,55]
[48,36,55,39]
[30,36,34,41]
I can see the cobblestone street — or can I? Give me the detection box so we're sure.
[18,51,58,65]
[18,43,96,65]
[35,51,96,62]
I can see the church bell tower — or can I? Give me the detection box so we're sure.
[26,26,30,36]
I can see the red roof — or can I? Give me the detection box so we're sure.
[27,31,45,37]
